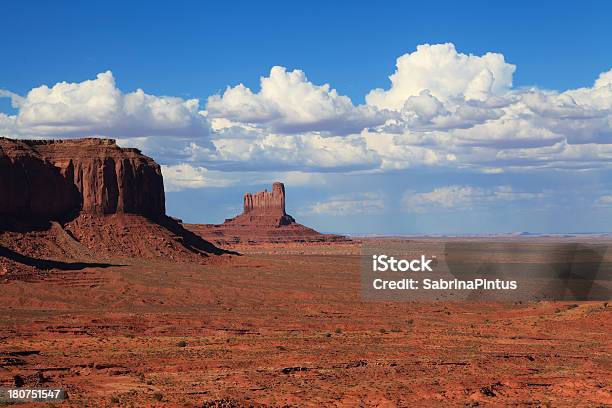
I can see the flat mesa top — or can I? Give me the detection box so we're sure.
[0,137,144,157]
[0,137,117,146]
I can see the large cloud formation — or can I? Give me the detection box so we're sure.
[1,71,210,139]
[1,43,611,189]
[207,66,390,135]
[366,43,516,109]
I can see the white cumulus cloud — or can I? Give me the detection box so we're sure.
[366,43,516,110]
[161,163,237,192]
[1,46,611,177]
[201,131,381,171]
[207,66,390,135]
[1,71,210,139]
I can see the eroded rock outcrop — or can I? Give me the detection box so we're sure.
[244,182,286,214]
[187,182,348,244]
[1,137,228,279]
[0,138,165,219]
[234,182,296,227]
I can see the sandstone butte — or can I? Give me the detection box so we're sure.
[0,137,227,279]
[187,182,348,244]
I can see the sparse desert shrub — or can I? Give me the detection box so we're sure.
[177,340,187,347]
[379,328,387,334]
[153,392,163,401]
[324,332,332,337]
[406,320,415,331]
[334,328,342,334]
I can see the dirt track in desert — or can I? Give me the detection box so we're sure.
[1,240,611,407]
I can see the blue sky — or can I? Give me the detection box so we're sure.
[2,1,611,233]
[3,1,611,100]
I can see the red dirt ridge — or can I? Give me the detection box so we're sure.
[187,182,348,245]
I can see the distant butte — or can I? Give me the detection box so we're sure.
[236,182,295,227]
[187,182,348,244]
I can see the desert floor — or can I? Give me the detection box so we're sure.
[0,239,610,407]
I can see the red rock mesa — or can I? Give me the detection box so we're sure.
[188,182,347,244]
[0,137,226,280]
[0,138,164,219]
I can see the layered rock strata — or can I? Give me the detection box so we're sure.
[0,137,165,219]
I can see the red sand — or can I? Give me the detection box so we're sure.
[0,239,610,406]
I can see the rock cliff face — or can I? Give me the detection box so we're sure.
[187,182,347,244]
[234,182,295,227]
[0,138,165,219]
[244,182,286,214]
